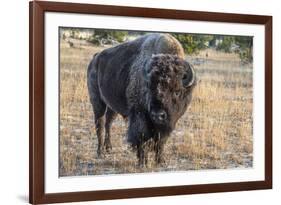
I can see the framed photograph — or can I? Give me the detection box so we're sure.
[29,1,272,204]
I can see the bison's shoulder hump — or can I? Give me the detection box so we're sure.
[141,33,185,58]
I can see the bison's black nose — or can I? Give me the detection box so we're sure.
[151,110,167,122]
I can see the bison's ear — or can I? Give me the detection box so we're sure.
[182,61,196,87]
[143,67,149,82]
[142,59,152,82]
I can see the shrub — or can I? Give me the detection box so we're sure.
[88,30,128,46]
[172,34,213,54]
[216,36,235,53]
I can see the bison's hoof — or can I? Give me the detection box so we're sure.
[97,148,105,158]
[137,159,148,169]
[156,158,167,167]
[104,143,112,153]
[137,162,146,169]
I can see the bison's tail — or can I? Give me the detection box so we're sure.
[87,52,100,78]
[87,52,101,108]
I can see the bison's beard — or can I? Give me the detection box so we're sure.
[152,118,175,135]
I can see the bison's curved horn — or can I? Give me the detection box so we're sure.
[188,64,196,87]
[183,62,196,87]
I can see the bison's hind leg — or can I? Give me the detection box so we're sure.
[137,143,145,168]
[104,107,117,152]
[89,85,106,157]
[88,56,107,157]
[91,99,106,157]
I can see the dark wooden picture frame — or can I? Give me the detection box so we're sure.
[29,1,272,204]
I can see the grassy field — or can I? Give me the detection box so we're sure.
[59,37,253,176]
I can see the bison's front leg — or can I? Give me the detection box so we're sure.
[154,135,168,165]
[127,110,151,167]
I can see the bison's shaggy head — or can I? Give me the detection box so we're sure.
[143,54,196,133]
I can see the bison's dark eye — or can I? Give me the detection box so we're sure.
[174,90,181,97]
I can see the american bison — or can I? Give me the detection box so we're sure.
[87,33,196,167]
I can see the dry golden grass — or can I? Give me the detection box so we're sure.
[59,39,253,176]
